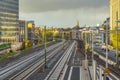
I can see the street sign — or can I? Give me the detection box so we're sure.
[104,68,110,74]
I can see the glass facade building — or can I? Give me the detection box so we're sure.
[0,0,19,42]
[18,20,35,42]
[19,20,25,42]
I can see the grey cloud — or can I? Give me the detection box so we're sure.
[20,0,109,13]
[19,7,109,27]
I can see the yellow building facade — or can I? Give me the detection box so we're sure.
[110,0,120,48]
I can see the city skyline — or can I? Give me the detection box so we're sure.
[19,0,109,27]
[0,0,120,80]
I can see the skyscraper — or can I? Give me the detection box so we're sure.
[0,0,19,43]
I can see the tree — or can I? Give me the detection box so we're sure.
[34,27,43,44]
[64,32,70,40]
[54,31,60,38]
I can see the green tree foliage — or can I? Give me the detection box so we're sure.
[46,31,53,41]
[22,40,33,49]
[26,40,33,47]
[53,31,61,38]
[65,32,70,39]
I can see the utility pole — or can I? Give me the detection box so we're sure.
[104,18,110,79]
[91,31,96,80]
[42,27,44,44]
[91,31,94,61]
[105,18,108,69]
[85,32,88,69]
[52,27,54,41]
[44,26,47,68]
[116,11,119,66]
[62,32,64,49]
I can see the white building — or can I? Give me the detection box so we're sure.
[90,26,104,44]
[72,21,80,40]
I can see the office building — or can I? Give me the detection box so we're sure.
[110,0,120,47]
[18,20,35,43]
[0,0,19,42]
[27,21,35,42]
[103,17,110,44]
[19,20,26,42]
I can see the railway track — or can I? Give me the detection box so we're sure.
[9,45,64,80]
[77,40,120,79]
[44,41,75,80]
[0,42,62,80]
[94,56,120,79]
[23,41,57,54]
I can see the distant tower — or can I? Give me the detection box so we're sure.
[76,20,79,27]
[71,20,80,40]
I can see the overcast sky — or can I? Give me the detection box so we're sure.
[19,0,109,27]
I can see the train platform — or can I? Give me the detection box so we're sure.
[61,41,92,80]
[62,66,92,80]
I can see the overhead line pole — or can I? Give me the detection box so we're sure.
[116,12,119,66]
[44,26,47,68]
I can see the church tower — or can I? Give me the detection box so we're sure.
[72,20,80,40]
[76,20,79,27]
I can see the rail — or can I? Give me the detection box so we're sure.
[0,42,62,80]
[9,46,63,80]
[44,41,75,80]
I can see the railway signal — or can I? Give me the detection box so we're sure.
[104,68,110,74]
